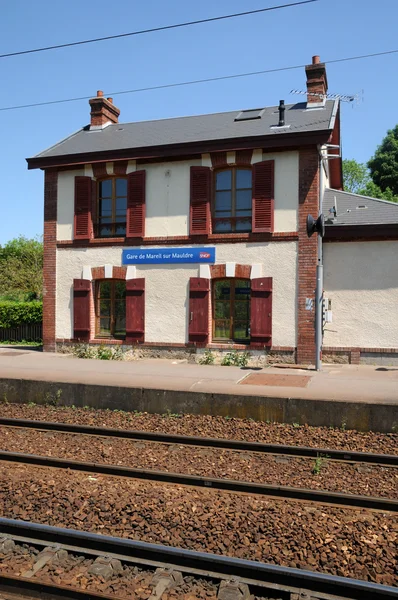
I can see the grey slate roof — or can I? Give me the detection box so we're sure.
[33,100,336,160]
[324,188,398,226]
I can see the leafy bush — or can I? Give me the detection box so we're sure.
[0,301,42,328]
[97,345,114,360]
[199,349,215,365]
[221,350,250,367]
[71,343,124,361]
[71,344,96,359]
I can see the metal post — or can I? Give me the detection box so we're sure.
[315,149,325,371]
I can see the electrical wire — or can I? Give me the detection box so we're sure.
[0,48,397,112]
[0,0,318,59]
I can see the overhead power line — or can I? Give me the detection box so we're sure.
[0,48,397,113]
[0,0,318,59]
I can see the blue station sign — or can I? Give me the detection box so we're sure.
[122,247,216,265]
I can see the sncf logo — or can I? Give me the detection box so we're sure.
[199,252,211,259]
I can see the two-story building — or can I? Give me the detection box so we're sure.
[27,55,398,366]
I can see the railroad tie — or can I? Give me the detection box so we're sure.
[87,555,123,581]
[148,568,183,598]
[217,578,252,599]
[22,545,68,579]
[0,537,15,554]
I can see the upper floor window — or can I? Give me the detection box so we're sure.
[213,168,252,233]
[97,178,127,237]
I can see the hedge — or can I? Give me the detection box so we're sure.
[0,301,43,328]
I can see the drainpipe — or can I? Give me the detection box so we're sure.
[315,146,325,371]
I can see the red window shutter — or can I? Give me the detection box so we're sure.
[188,277,210,346]
[74,176,93,240]
[73,279,91,341]
[190,166,211,235]
[126,278,145,343]
[252,160,275,233]
[127,171,146,237]
[250,277,272,347]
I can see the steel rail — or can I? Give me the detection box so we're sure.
[0,518,397,600]
[0,416,397,466]
[0,449,397,512]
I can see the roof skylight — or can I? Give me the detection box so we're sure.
[235,108,265,121]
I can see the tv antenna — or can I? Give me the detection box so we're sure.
[290,89,363,106]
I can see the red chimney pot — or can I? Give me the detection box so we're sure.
[312,55,320,65]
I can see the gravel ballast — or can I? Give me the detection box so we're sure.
[0,426,397,499]
[0,404,397,454]
[0,463,396,586]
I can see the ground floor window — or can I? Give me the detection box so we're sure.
[213,278,250,343]
[96,280,126,338]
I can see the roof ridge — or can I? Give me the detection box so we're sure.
[113,100,323,127]
[326,188,398,208]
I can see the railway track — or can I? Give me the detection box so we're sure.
[0,418,397,512]
[0,517,396,600]
[0,448,397,512]
[1,416,396,467]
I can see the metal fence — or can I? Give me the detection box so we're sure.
[0,323,42,343]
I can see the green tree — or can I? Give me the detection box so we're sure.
[343,159,398,203]
[368,125,398,196]
[0,236,43,301]
[342,159,370,194]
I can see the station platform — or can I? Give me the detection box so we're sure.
[0,348,397,432]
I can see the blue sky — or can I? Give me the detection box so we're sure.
[0,0,397,244]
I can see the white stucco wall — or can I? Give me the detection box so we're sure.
[142,159,202,237]
[56,151,299,241]
[262,151,298,232]
[56,242,297,346]
[324,241,398,348]
[57,169,84,240]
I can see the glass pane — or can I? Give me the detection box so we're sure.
[116,178,127,196]
[235,219,252,232]
[216,170,232,191]
[214,320,230,339]
[115,281,126,299]
[99,198,112,217]
[234,322,250,341]
[100,318,111,334]
[114,300,126,336]
[215,301,230,319]
[116,225,126,236]
[213,220,232,233]
[236,279,250,290]
[99,299,111,317]
[236,190,252,210]
[99,281,111,299]
[100,225,112,237]
[214,280,231,299]
[215,191,232,212]
[99,180,112,198]
[116,197,127,211]
[236,169,252,189]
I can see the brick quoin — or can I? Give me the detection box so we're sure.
[43,170,58,352]
[297,147,319,365]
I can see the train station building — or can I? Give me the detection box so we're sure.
[27,56,398,365]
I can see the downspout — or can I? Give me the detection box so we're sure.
[315,146,326,371]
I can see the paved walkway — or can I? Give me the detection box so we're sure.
[0,348,397,405]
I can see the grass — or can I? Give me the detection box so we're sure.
[0,340,42,347]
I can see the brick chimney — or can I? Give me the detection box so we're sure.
[89,91,120,128]
[305,55,328,106]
